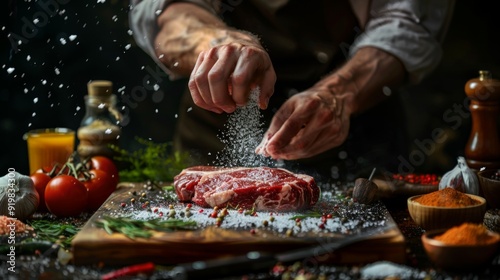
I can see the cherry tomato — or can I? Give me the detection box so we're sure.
[45,175,88,217]
[30,172,52,212]
[89,156,119,186]
[83,169,116,211]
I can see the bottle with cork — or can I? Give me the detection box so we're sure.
[77,80,122,159]
[465,70,500,170]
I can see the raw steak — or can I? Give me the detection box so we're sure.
[173,166,320,211]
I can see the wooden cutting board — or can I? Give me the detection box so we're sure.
[72,182,406,266]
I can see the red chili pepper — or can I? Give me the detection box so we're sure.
[392,173,440,186]
[101,262,155,280]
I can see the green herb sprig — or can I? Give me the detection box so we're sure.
[95,216,198,239]
[289,211,323,220]
[29,220,80,249]
[110,137,190,182]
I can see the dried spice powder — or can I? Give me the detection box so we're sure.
[435,223,498,245]
[414,187,479,207]
[0,215,32,235]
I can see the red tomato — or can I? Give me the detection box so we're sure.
[83,169,116,211]
[45,175,88,217]
[30,173,52,212]
[89,156,119,186]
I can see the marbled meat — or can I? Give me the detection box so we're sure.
[173,166,320,211]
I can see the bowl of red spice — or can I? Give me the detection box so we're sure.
[422,223,500,270]
[407,187,486,230]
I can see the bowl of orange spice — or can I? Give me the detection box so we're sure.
[422,223,500,270]
[407,187,486,230]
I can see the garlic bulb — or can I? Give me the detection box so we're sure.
[439,157,479,195]
[0,171,39,220]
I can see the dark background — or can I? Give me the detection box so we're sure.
[1,0,499,177]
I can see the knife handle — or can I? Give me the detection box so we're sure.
[171,251,277,280]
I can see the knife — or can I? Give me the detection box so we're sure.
[168,226,395,280]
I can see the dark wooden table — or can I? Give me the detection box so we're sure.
[2,195,500,279]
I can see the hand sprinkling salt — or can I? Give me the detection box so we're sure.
[215,87,277,168]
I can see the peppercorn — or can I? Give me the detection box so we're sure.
[491,171,500,181]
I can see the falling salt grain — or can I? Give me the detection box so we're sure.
[187,107,193,112]
[124,44,131,50]
[54,68,60,75]
[59,38,67,45]
[26,55,31,61]
[7,67,15,74]
[69,35,77,41]
[215,87,275,167]
[33,98,38,104]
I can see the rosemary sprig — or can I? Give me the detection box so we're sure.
[289,211,323,220]
[28,220,80,249]
[95,216,198,239]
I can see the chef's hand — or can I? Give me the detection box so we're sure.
[256,83,355,160]
[188,37,276,114]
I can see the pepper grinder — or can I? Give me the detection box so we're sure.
[465,70,500,170]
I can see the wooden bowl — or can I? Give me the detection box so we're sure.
[478,169,500,209]
[422,228,500,271]
[407,194,486,230]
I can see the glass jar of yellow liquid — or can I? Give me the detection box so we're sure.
[24,128,75,174]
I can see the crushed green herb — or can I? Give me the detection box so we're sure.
[28,220,80,249]
[111,137,190,182]
[95,216,198,239]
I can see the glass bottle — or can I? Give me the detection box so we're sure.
[77,80,122,158]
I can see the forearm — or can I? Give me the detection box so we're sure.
[155,2,261,77]
[315,47,406,115]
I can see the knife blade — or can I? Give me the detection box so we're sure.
[168,225,395,280]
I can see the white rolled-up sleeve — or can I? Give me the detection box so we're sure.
[349,0,455,84]
[129,0,172,76]
[129,0,218,79]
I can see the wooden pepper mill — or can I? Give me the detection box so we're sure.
[465,70,500,170]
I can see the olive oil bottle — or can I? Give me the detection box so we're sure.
[77,80,122,158]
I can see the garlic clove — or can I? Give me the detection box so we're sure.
[0,171,40,221]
